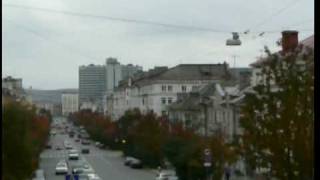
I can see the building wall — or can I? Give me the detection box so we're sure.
[79,64,106,109]
[110,81,212,120]
[106,58,122,93]
[62,93,79,116]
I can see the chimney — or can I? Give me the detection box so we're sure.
[281,30,298,54]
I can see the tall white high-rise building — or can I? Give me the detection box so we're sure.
[62,93,79,116]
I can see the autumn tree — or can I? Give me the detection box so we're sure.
[239,45,314,179]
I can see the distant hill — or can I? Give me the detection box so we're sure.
[25,88,78,104]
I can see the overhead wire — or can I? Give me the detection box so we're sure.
[3,17,101,61]
[3,3,231,34]
[247,0,303,31]
[3,3,312,36]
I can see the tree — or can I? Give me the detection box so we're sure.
[239,45,314,179]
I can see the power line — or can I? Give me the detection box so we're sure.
[248,0,302,31]
[3,3,231,33]
[3,17,101,61]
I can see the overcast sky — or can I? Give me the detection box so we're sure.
[2,0,314,90]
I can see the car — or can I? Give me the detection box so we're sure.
[55,161,68,175]
[81,163,95,174]
[81,140,90,145]
[81,148,90,154]
[130,158,143,169]
[124,157,135,166]
[55,146,62,150]
[75,139,80,142]
[156,171,179,180]
[45,144,52,149]
[68,149,80,160]
[87,173,102,180]
[71,164,85,174]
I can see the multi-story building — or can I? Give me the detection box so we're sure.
[61,93,79,116]
[79,64,106,112]
[106,58,122,94]
[2,76,22,90]
[108,63,237,120]
[79,59,142,114]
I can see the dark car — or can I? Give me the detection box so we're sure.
[81,140,90,145]
[75,139,80,142]
[45,144,52,149]
[81,148,90,154]
[55,146,62,150]
[130,159,143,169]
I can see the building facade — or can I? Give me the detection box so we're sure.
[79,64,106,112]
[61,93,79,116]
[108,63,236,120]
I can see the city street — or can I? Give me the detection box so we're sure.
[39,117,156,180]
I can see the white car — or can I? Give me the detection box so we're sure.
[55,161,68,175]
[156,171,179,180]
[82,163,95,174]
[68,149,80,160]
[87,173,102,180]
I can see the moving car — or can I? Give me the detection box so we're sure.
[55,160,68,175]
[130,158,143,169]
[81,140,90,145]
[71,164,85,174]
[87,173,102,180]
[68,149,80,160]
[81,148,90,154]
[45,144,52,149]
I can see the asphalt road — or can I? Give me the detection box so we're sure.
[39,117,156,180]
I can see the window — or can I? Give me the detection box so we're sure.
[161,97,166,105]
[168,97,173,104]
[142,98,145,105]
[168,85,173,92]
[162,85,166,92]
[192,86,197,91]
[181,85,187,92]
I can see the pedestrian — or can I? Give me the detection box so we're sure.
[224,165,231,180]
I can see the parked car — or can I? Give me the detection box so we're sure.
[124,157,135,166]
[156,171,179,180]
[55,160,68,175]
[55,146,62,150]
[81,148,90,154]
[75,139,80,142]
[130,158,143,169]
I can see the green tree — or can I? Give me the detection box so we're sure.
[239,45,314,179]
